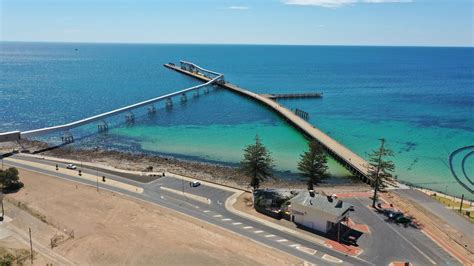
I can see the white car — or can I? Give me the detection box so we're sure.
[66,164,77,170]
[190,181,201,188]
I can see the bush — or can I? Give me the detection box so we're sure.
[0,167,23,193]
[4,182,24,193]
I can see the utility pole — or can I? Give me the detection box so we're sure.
[29,227,33,264]
[96,169,99,192]
[459,194,464,212]
[372,138,385,208]
[0,192,4,222]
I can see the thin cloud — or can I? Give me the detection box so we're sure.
[227,6,250,10]
[283,0,412,8]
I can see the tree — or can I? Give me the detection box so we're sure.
[0,167,24,192]
[240,135,274,190]
[368,138,395,208]
[298,140,329,191]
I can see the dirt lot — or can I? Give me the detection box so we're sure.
[2,168,302,265]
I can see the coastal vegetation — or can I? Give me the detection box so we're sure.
[240,135,274,190]
[0,167,24,192]
[368,138,395,207]
[297,140,328,191]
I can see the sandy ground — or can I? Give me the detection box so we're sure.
[2,167,302,265]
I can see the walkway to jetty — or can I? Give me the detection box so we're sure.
[0,62,223,142]
[165,62,372,183]
[261,93,322,100]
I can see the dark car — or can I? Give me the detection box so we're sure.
[190,181,201,188]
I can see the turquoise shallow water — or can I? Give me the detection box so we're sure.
[0,42,472,199]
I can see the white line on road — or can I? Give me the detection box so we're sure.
[265,234,275,238]
[289,244,300,248]
[356,198,437,265]
[296,246,317,255]
[243,226,253,229]
[232,222,242,225]
[322,254,343,263]
[222,218,232,221]
[203,210,210,213]
[276,239,288,242]
[213,214,222,218]
[253,230,263,234]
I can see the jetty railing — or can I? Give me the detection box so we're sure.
[0,62,223,141]
[164,61,372,183]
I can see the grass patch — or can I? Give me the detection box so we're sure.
[431,195,474,221]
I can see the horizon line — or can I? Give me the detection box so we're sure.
[1,40,473,49]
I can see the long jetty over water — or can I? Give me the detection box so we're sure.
[0,62,224,142]
[261,93,323,100]
[165,61,372,183]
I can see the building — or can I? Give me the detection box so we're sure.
[288,192,353,233]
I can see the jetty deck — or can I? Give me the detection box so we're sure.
[261,93,322,100]
[164,63,372,183]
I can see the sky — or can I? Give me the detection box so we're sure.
[0,0,473,46]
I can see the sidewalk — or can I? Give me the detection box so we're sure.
[225,191,364,257]
[4,157,144,194]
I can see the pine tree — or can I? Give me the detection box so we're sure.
[368,138,395,208]
[298,140,328,191]
[240,135,274,190]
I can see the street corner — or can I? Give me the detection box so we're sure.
[323,239,363,256]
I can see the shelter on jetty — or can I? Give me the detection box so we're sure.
[164,61,373,184]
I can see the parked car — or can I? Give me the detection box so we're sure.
[190,181,201,187]
[66,164,77,170]
[387,211,404,220]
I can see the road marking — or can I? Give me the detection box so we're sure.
[265,234,275,238]
[253,230,263,234]
[160,196,164,199]
[222,218,232,221]
[356,198,437,265]
[296,246,317,255]
[289,244,300,247]
[322,254,343,263]
[243,226,253,229]
[213,214,222,218]
[276,239,288,242]
[203,210,210,213]
[232,222,242,225]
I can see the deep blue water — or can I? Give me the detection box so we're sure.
[1,42,473,198]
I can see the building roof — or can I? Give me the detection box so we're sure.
[290,192,352,217]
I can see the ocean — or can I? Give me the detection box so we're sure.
[1,42,473,199]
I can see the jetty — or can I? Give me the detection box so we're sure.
[165,61,372,183]
[0,60,372,184]
[261,93,323,100]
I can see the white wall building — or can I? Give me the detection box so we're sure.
[289,192,352,233]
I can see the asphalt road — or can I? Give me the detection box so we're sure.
[395,188,474,239]
[345,197,460,265]
[4,157,351,265]
[3,155,461,265]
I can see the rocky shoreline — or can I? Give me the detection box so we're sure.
[0,139,369,192]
